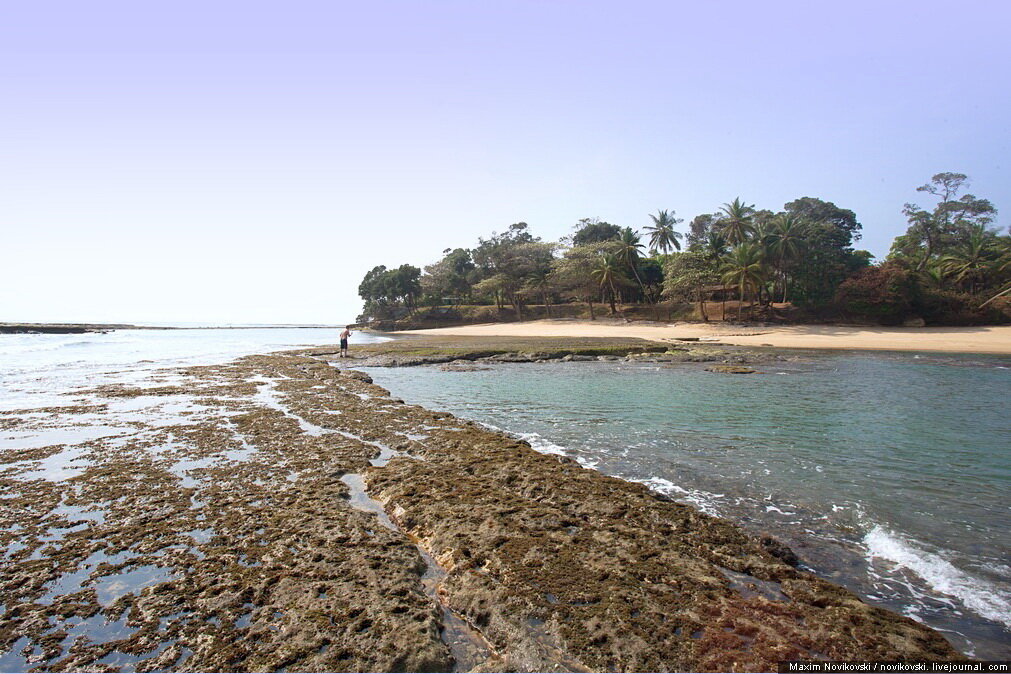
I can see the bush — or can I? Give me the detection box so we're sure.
[915,288,1011,326]
[834,264,920,324]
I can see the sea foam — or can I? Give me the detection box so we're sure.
[636,477,724,517]
[864,525,1011,628]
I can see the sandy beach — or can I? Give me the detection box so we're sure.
[401,320,1011,355]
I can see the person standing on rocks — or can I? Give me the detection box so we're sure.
[339,325,353,358]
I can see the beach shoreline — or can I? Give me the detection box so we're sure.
[396,320,1011,355]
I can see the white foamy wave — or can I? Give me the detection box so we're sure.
[514,431,600,469]
[864,525,1011,628]
[476,423,600,469]
[514,431,567,456]
[635,477,724,517]
[765,504,796,515]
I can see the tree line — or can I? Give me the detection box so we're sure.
[358,173,1010,325]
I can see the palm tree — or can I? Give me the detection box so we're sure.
[996,238,1011,275]
[923,264,946,290]
[524,270,553,317]
[704,232,729,260]
[940,227,994,294]
[721,243,766,320]
[617,227,647,299]
[719,197,756,245]
[644,210,683,255]
[704,232,729,319]
[767,214,808,303]
[964,236,1010,309]
[591,254,626,315]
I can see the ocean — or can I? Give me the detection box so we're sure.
[362,351,1011,659]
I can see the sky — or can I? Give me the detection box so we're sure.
[2,0,1009,324]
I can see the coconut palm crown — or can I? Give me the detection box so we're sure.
[645,209,683,254]
[719,197,756,245]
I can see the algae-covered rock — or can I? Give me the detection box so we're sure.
[706,365,758,374]
[342,369,374,383]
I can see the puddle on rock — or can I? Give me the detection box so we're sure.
[40,549,132,602]
[0,425,126,453]
[251,377,335,437]
[168,456,215,488]
[718,566,789,602]
[0,636,36,672]
[95,564,178,606]
[4,443,95,482]
[339,469,496,671]
[94,640,175,670]
[55,613,136,652]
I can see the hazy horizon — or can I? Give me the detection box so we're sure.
[4,0,1009,324]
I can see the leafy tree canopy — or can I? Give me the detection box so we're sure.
[571,218,623,246]
[784,197,861,244]
[889,173,997,271]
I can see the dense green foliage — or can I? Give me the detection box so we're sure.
[358,173,1009,325]
[358,264,421,319]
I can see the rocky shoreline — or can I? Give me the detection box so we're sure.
[0,340,962,672]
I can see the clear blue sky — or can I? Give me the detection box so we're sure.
[3,0,1008,324]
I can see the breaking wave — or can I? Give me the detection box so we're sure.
[634,476,725,517]
[864,525,1011,628]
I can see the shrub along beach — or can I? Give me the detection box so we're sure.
[358,173,1011,331]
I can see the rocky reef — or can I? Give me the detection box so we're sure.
[0,349,960,672]
[321,334,789,370]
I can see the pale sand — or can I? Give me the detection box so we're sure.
[401,320,1011,354]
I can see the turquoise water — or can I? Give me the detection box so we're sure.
[362,352,1011,659]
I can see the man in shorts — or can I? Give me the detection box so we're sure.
[339,325,352,358]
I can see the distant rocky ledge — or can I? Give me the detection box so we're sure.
[316,333,789,370]
[0,322,143,334]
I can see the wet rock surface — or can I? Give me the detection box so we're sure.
[0,350,959,672]
[336,334,790,370]
[705,365,759,374]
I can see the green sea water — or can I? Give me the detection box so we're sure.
[362,350,1011,659]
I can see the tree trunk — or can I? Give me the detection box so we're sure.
[629,262,647,310]
[542,291,551,318]
[587,298,596,320]
[918,234,935,271]
[697,288,709,322]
